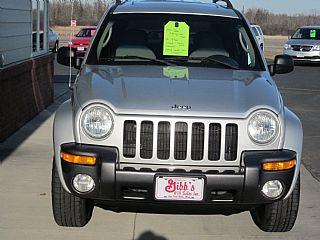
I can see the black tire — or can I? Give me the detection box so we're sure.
[250,175,300,232]
[51,160,93,227]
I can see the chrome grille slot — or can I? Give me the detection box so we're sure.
[174,122,188,160]
[140,121,153,159]
[225,124,238,161]
[157,121,170,160]
[208,123,221,161]
[191,123,205,160]
[123,120,136,158]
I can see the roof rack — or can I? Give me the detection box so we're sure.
[212,0,234,9]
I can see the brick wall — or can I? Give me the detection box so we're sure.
[0,54,54,142]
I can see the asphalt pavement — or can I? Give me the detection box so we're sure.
[0,57,320,240]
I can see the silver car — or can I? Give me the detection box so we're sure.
[49,27,59,52]
[54,0,302,232]
[251,24,264,51]
[284,26,320,63]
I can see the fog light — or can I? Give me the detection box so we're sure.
[73,174,95,193]
[262,180,283,198]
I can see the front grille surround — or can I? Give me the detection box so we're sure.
[122,118,242,166]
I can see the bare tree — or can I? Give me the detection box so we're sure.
[245,8,320,35]
[49,0,112,26]
[48,1,320,36]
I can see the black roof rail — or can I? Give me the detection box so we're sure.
[212,0,234,9]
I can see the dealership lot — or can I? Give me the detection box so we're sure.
[1,53,320,239]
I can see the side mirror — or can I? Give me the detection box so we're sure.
[57,46,75,67]
[268,54,294,76]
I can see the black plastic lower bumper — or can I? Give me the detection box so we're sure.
[60,143,296,208]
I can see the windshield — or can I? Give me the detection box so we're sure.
[87,14,264,71]
[76,28,96,38]
[292,28,320,40]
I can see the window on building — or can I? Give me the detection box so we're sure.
[32,0,48,55]
[32,0,38,52]
[39,0,45,50]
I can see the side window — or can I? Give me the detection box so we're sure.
[32,0,38,52]
[252,27,259,37]
[239,27,256,67]
[39,0,45,50]
[257,27,263,36]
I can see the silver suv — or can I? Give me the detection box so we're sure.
[54,0,303,232]
[284,26,320,63]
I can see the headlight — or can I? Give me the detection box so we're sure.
[283,44,291,50]
[248,111,279,144]
[313,45,320,51]
[81,105,114,139]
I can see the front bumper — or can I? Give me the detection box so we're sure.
[60,143,296,208]
[284,49,320,62]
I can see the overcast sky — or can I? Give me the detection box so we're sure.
[229,0,320,14]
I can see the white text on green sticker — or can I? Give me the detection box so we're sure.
[163,21,189,57]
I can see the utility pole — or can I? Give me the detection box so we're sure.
[69,0,75,89]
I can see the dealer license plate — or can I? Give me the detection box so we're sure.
[155,176,204,201]
[77,46,85,51]
[296,52,304,58]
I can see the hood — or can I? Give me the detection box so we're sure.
[75,65,282,119]
[287,38,320,46]
[71,37,91,45]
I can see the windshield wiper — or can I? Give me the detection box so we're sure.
[101,56,175,66]
[189,55,240,70]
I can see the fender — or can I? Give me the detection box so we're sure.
[53,99,75,193]
[283,107,303,199]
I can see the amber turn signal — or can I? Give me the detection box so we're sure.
[61,152,96,165]
[262,159,296,171]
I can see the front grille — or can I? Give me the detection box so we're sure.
[157,122,170,159]
[140,121,153,159]
[208,123,221,161]
[174,122,188,160]
[225,124,238,161]
[191,123,205,160]
[123,121,238,162]
[123,120,136,158]
[292,45,313,52]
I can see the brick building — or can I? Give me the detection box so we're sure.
[0,0,54,141]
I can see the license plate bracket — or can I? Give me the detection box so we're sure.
[155,176,205,201]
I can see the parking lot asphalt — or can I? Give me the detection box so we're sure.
[0,59,320,240]
[274,65,320,181]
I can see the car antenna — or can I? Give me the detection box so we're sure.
[68,0,75,90]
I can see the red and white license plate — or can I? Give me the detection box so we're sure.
[155,176,204,201]
[77,46,85,51]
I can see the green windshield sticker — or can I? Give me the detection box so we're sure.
[163,66,189,79]
[163,21,189,57]
[310,30,316,38]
